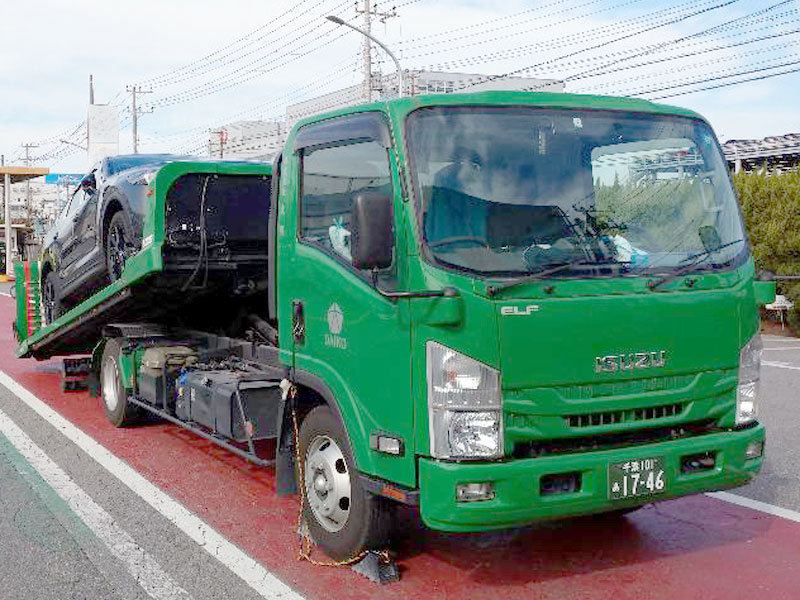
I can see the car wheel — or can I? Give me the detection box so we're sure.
[299,405,393,561]
[105,212,134,283]
[42,271,63,326]
[100,338,142,427]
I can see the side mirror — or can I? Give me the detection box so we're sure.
[81,173,96,192]
[754,271,776,306]
[351,192,393,271]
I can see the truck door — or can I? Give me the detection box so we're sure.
[279,112,415,487]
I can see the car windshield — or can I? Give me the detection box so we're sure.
[106,155,179,175]
[405,106,746,278]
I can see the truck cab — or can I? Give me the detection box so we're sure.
[276,91,766,550]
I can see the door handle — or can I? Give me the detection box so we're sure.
[292,301,305,344]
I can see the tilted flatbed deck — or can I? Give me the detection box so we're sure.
[16,159,272,360]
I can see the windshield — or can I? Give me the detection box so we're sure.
[106,154,181,176]
[406,107,746,278]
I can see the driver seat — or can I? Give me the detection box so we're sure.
[424,161,489,246]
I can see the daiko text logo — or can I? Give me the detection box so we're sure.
[325,303,347,349]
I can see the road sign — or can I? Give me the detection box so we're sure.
[44,174,82,185]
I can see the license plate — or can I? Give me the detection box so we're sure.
[608,456,666,500]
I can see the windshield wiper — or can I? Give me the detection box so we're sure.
[648,238,745,290]
[487,259,621,296]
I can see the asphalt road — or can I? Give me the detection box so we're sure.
[734,334,800,513]
[0,290,798,600]
[0,384,268,600]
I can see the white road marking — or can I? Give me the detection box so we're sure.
[763,360,800,371]
[0,405,192,600]
[0,370,304,600]
[762,336,800,342]
[0,292,11,297]
[763,346,800,351]
[707,491,800,525]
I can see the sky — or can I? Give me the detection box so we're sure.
[1,0,798,173]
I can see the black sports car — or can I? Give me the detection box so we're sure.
[40,154,182,324]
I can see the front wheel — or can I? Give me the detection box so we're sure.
[105,212,134,283]
[299,406,392,561]
[100,339,141,427]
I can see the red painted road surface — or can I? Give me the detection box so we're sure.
[1,293,798,600]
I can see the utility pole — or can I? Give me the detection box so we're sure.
[126,85,153,154]
[355,1,399,101]
[22,143,38,225]
[407,70,420,96]
[2,154,10,276]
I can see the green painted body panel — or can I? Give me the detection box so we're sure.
[13,261,41,342]
[16,160,271,359]
[418,423,764,532]
[754,279,777,305]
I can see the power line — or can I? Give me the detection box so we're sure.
[624,55,800,97]
[650,64,800,99]
[402,0,659,60]
[142,0,352,90]
[576,39,800,91]
[138,0,330,87]
[149,29,350,109]
[411,8,799,74]
[557,0,794,88]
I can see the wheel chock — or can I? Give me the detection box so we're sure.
[350,550,400,585]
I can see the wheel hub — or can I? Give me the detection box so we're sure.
[304,435,351,533]
[102,358,120,411]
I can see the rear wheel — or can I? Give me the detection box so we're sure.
[42,271,63,325]
[299,406,392,561]
[100,339,141,427]
[105,212,134,283]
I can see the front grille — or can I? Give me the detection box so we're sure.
[513,419,718,459]
[565,402,685,429]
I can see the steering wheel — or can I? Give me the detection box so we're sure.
[428,236,488,249]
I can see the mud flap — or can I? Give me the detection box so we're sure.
[276,379,298,496]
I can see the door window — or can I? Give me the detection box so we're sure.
[65,188,86,220]
[300,140,393,266]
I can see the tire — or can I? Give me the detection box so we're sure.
[42,271,63,326]
[105,211,134,283]
[100,339,141,427]
[299,406,392,561]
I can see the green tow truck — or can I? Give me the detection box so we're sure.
[16,91,774,562]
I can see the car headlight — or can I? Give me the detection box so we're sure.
[427,341,503,459]
[736,333,762,426]
[127,169,159,186]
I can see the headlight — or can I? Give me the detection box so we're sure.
[427,341,503,459]
[127,169,159,186]
[736,333,762,426]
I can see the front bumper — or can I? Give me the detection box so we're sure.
[419,424,764,532]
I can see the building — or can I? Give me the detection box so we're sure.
[722,133,800,173]
[211,71,564,160]
[1,165,49,273]
[208,121,285,161]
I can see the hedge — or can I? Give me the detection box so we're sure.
[735,170,800,331]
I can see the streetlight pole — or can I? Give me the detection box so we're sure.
[326,15,405,98]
